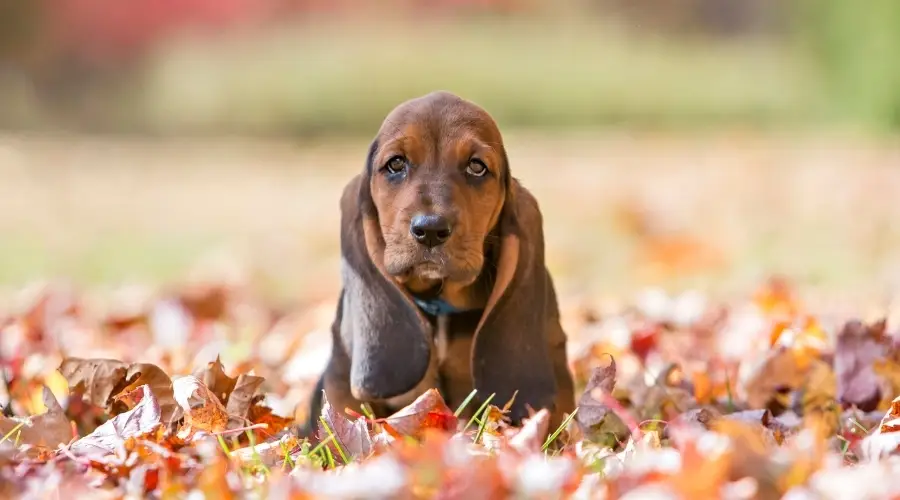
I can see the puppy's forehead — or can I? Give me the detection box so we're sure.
[377,92,503,147]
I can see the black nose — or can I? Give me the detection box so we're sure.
[410,214,452,247]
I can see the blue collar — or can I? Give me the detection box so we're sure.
[413,297,468,316]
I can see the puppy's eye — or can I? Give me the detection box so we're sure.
[385,156,407,174]
[466,159,488,177]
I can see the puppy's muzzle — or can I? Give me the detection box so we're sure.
[410,213,453,248]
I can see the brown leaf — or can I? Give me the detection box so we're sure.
[835,319,889,412]
[506,408,551,454]
[58,358,129,408]
[114,363,177,424]
[69,385,162,458]
[224,374,264,428]
[0,386,72,449]
[172,376,228,439]
[384,388,458,439]
[575,354,617,428]
[317,394,372,464]
[744,347,806,414]
[192,356,237,405]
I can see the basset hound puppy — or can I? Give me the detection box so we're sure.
[306,91,575,433]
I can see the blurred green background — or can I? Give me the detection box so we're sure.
[1,0,898,135]
[0,0,899,306]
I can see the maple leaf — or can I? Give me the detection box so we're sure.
[384,389,458,439]
[835,319,889,412]
[192,356,237,405]
[68,385,162,459]
[575,354,617,428]
[172,376,228,439]
[113,363,177,424]
[0,386,72,449]
[57,358,129,409]
[316,394,372,464]
[224,373,264,429]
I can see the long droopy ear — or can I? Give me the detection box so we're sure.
[471,178,559,423]
[337,140,433,401]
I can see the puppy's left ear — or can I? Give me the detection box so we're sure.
[471,179,563,424]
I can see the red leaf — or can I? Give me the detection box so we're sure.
[384,389,458,439]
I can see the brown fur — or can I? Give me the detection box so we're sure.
[305,91,575,434]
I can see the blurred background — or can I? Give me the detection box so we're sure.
[0,0,899,307]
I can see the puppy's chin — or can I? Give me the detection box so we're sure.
[411,263,445,281]
[383,245,484,286]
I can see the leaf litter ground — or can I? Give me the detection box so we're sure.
[3,276,900,499]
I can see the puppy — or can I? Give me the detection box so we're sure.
[307,91,575,433]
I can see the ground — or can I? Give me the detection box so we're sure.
[2,131,900,498]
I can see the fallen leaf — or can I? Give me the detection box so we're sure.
[0,386,72,449]
[745,347,806,414]
[172,376,228,438]
[384,389,458,439]
[69,385,162,458]
[224,374,264,428]
[248,404,294,440]
[575,354,617,428]
[507,408,551,454]
[58,358,129,409]
[114,363,177,424]
[192,356,237,405]
[860,395,900,461]
[317,393,372,464]
[835,319,889,412]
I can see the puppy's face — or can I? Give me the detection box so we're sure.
[368,92,507,291]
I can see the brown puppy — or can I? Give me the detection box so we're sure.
[306,91,575,433]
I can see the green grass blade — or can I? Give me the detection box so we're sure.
[463,394,495,433]
[542,408,579,452]
[246,430,271,476]
[0,422,25,445]
[454,389,478,417]
[319,416,350,465]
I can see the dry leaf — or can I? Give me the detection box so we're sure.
[575,355,617,428]
[835,319,889,412]
[114,363,177,423]
[69,385,162,458]
[224,373,264,428]
[172,376,228,438]
[506,408,551,454]
[58,358,129,408]
[317,394,372,464]
[192,356,237,405]
[0,386,72,449]
[384,389,458,439]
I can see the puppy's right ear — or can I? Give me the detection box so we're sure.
[336,139,433,401]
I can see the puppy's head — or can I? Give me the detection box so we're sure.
[362,91,509,292]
